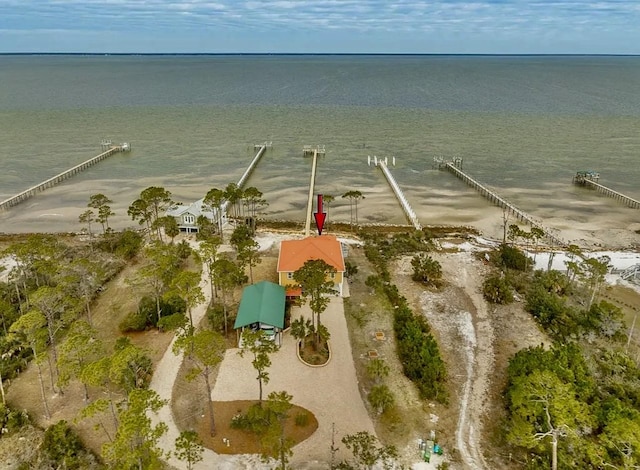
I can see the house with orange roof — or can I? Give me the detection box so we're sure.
[277,235,346,298]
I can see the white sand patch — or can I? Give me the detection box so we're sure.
[533,250,640,272]
[0,256,17,283]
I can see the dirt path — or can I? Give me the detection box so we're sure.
[395,250,550,470]
[416,252,492,470]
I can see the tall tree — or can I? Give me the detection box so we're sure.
[9,311,51,420]
[261,391,295,470]
[199,236,222,299]
[173,328,226,436]
[88,193,114,234]
[579,255,610,310]
[157,215,180,243]
[239,329,279,404]
[57,320,103,401]
[31,285,75,391]
[231,224,261,284]
[174,430,204,470]
[506,369,593,470]
[342,190,365,227]
[128,197,153,235]
[131,242,181,325]
[323,194,335,232]
[293,259,336,350]
[564,244,583,283]
[203,188,226,240]
[102,389,168,470]
[211,255,247,336]
[78,209,95,248]
[135,186,173,241]
[242,186,268,219]
[59,257,103,326]
[530,227,545,262]
[170,270,204,328]
[224,183,243,219]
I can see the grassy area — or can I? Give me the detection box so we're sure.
[342,245,435,463]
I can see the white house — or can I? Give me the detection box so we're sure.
[166,198,227,233]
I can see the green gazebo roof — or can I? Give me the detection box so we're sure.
[234,281,286,329]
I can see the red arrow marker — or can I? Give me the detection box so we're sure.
[314,194,326,235]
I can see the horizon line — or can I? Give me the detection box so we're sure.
[1,52,639,57]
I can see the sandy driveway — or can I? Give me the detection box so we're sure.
[150,236,376,469]
[213,297,377,467]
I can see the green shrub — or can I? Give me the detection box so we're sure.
[497,244,530,271]
[411,254,442,286]
[118,309,149,332]
[157,313,187,331]
[119,295,187,332]
[368,384,395,414]
[42,420,85,469]
[345,260,359,278]
[96,229,143,259]
[0,403,29,435]
[207,303,236,333]
[176,240,192,259]
[482,274,513,304]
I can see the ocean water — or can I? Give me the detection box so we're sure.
[0,55,639,244]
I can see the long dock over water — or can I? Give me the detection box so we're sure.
[221,142,270,216]
[376,159,422,230]
[0,142,130,212]
[238,142,270,189]
[573,172,640,209]
[445,161,565,247]
[304,146,322,236]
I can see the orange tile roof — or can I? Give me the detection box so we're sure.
[277,235,345,273]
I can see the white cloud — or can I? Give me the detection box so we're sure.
[1,0,639,52]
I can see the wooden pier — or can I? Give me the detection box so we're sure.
[304,147,321,236]
[303,145,325,157]
[0,142,130,212]
[573,172,640,209]
[237,143,269,189]
[221,142,270,216]
[376,160,422,230]
[445,161,565,247]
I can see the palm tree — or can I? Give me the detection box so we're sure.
[323,194,335,232]
[341,190,365,228]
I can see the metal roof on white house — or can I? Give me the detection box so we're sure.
[166,198,215,219]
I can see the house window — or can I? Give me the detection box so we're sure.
[287,272,293,280]
[329,272,335,279]
[184,214,195,224]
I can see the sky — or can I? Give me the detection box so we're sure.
[0,0,639,54]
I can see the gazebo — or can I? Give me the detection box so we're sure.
[234,281,286,347]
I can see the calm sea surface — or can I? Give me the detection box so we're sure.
[1,55,639,241]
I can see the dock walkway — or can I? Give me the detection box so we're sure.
[221,142,269,215]
[445,162,565,247]
[377,161,422,230]
[0,143,130,212]
[575,175,640,209]
[304,149,320,236]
